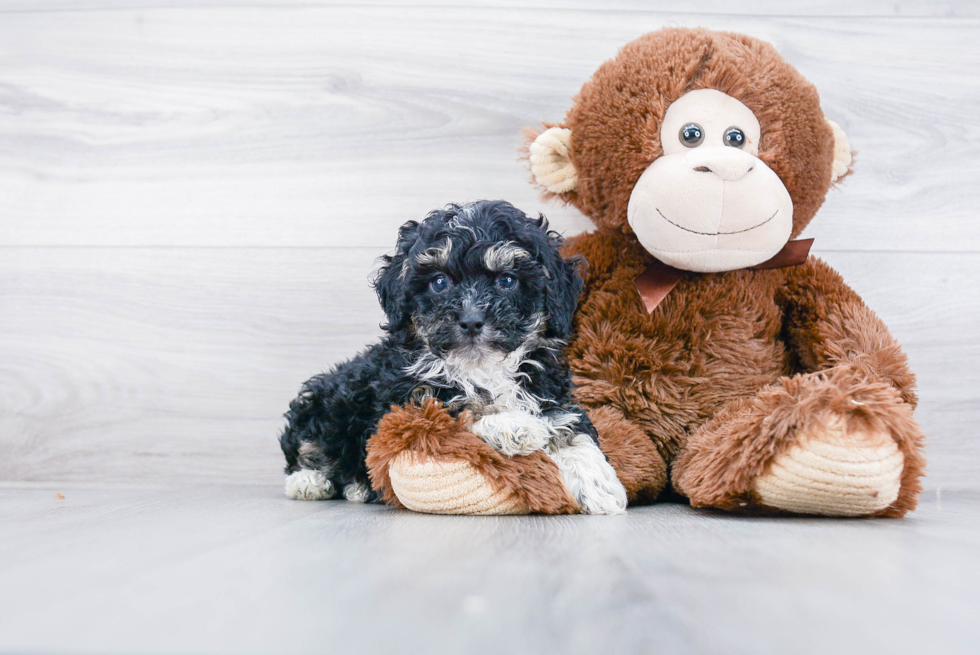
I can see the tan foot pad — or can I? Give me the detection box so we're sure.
[753,417,904,517]
[388,452,529,515]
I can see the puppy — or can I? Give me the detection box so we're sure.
[280,200,627,514]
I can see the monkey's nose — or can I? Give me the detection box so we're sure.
[687,147,755,181]
[458,311,485,336]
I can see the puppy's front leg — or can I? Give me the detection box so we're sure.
[472,410,552,456]
[545,434,628,515]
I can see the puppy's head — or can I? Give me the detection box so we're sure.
[373,200,582,360]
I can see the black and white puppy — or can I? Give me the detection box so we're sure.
[280,200,627,514]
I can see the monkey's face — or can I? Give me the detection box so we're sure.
[627,89,794,272]
[526,29,853,274]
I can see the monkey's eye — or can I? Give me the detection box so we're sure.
[724,127,746,148]
[679,123,704,147]
[429,274,451,293]
[496,273,518,290]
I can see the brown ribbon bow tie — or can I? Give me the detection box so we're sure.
[633,238,814,314]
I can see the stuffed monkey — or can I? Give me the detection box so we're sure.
[367,28,926,517]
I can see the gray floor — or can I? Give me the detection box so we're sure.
[2,484,978,655]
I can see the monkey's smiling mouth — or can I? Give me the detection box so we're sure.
[656,208,779,236]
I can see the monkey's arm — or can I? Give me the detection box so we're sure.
[778,257,917,406]
[674,258,926,517]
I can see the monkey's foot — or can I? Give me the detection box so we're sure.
[388,452,527,515]
[674,365,926,518]
[752,415,904,516]
[366,399,579,515]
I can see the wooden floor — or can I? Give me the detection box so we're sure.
[2,2,980,653]
[1,484,978,655]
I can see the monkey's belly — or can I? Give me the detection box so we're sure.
[570,272,789,459]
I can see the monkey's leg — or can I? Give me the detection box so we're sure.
[366,399,579,515]
[586,406,669,504]
[672,363,925,517]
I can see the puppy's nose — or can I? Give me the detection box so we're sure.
[458,310,485,336]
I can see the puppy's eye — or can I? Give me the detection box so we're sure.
[724,127,746,148]
[496,273,518,290]
[679,123,704,147]
[429,274,450,293]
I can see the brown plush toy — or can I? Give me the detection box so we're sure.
[367,28,926,517]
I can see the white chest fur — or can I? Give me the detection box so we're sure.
[407,347,543,417]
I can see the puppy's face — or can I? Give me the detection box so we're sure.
[374,201,582,360]
[409,237,542,360]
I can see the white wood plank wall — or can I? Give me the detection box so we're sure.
[1,1,978,490]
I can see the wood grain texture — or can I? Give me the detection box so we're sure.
[0,4,977,495]
[1,248,976,490]
[1,8,979,250]
[0,485,978,654]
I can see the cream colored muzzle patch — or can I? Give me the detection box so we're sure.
[627,149,794,272]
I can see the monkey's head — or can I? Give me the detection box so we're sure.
[527,28,852,272]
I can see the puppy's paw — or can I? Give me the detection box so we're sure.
[547,434,628,515]
[472,411,552,456]
[284,469,336,500]
[342,481,374,503]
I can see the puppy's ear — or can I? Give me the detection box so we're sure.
[543,245,584,340]
[373,220,422,331]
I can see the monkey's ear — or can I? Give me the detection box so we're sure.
[529,126,579,194]
[827,119,853,183]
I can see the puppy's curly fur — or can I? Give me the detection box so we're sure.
[280,200,627,514]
